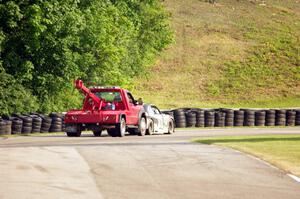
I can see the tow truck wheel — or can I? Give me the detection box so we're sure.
[66,132,74,137]
[146,120,154,135]
[93,130,102,137]
[127,128,137,135]
[66,131,81,137]
[66,125,81,137]
[107,129,117,137]
[138,117,146,136]
[115,117,126,137]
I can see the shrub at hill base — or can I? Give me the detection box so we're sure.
[0,71,38,115]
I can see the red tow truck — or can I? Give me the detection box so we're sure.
[64,80,147,137]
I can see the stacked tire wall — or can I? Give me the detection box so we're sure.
[205,110,215,127]
[1,108,300,135]
[0,120,12,135]
[170,108,300,128]
[223,109,234,127]
[265,110,276,126]
[12,118,22,134]
[173,109,187,128]
[31,115,42,133]
[186,111,196,127]
[41,116,52,133]
[196,110,205,127]
[296,110,300,126]
[49,113,63,132]
[234,110,244,126]
[255,110,266,126]
[275,110,286,126]
[0,112,66,135]
[215,111,225,127]
[19,116,33,134]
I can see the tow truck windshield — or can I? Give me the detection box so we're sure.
[94,91,122,102]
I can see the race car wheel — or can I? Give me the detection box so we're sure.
[146,120,154,135]
[138,117,146,136]
[167,120,174,134]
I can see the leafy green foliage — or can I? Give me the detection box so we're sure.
[0,0,173,114]
[0,71,38,115]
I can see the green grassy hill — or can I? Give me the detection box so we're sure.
[133,0,300,108]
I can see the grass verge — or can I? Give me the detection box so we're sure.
[194,134,300,176]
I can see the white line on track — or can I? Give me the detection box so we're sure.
[288,174,300,183]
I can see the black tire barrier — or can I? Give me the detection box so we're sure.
[265,110,276,126]
[205,110,215,127]
[18,116,32,134]
[275,109,286,126]
[215,111,225,127]
[174,109,187,128]
[243,109,255,126]
[49,114,63,132]
[2,109,299,133]
[255,110,266,126]
[0,120,7,135]
[41,116,52,133]
[62,115,66,132]
[49,112,63,118]
[296,110,300,126]
[234,110,244,126]
[286,110,296,126]
[195,110,205,127]
[186,111,196,127]
[221,109,234,127]
[0,120,12,135]
[173,109,185,115]
[31,115,42,133]
[5,120,12,135]
[11,118,23,134]
[51,117,63,126]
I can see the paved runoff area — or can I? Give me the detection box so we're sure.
[0,127,300,199]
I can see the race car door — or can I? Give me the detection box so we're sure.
[151,106,164,132]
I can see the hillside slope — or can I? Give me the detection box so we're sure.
[133,0,300,108]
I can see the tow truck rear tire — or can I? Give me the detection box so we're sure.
[107,129,117,137]
[116,117,126,137]
[66,131,81,137]
[138,117,146,136]
[93,130,102,137]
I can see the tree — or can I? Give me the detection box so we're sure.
[0,0,173,114]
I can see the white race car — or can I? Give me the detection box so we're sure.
[143,104,175,135]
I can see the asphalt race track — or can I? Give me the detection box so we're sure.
[0,127,300,199]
